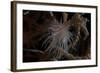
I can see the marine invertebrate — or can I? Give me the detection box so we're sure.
[39,12,89,60]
